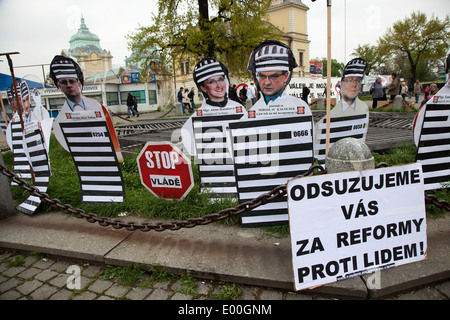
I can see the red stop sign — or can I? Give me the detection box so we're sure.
[137,142,194,200]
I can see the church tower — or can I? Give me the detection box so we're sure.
[62,17,113,77]
[266,0,311,76]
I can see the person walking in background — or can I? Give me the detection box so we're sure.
[132,95,140,117]
[126,93,139,118]
[413,79,421,104]
[387,73,400,101]
[430,82,438,95]
[401,82,408,101]
[247,82,256,105]
[188,87,196,112]
[183,88,191,113]
[178,87,185,113]
[301,83,310,105]
[370,77,384,109]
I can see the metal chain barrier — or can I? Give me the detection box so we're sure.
[0,161,448,231]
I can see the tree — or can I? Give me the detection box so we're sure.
[377,11,450,82]
[352,44,381,75]
[127,0,280,79]
[310,57,345,78]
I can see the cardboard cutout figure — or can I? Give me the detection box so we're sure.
[16,81,52,215]
[413,53,450,190]
[31,89,53,154]
[5,81,32,183]
[244,39,312,119]
[314,58,369,165]
[181,58,246,199]
[0,90,9,135]
[50,55,125,203]
[229,40,314,227]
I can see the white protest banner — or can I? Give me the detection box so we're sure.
[287,163,427,291]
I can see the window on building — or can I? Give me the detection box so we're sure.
[48,97,66,110]
[120,90,146,104]
[299,51,304,67]
[180,60,190,75]
[106,92,119,106]
[148,90,157,105]
[85,94,103,104]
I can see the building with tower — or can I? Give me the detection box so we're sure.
[61,17,113,78]
[266,0,311,77]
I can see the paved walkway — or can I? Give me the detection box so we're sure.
[1,248,449,301]
[0,211,449,301]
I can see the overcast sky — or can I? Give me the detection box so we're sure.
[0,0,448,83]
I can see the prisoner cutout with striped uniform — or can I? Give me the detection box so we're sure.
[59,120,125,203]
[192,113,244,199]
[414,85,450,191]
[314,113,369,164]
[182,58,246,199]
[9,121,32,184]
[247,39,297,101]
[50,55,125,203]
[314,58,369,165]
[229,115,314,227]
[17,123,51,215]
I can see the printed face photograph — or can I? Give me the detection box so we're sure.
[58,77,82,101]
[341,76,361,103]
[200,75,226,102]
[257,71,289,98]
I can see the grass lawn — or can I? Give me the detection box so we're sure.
[2,136,448,231]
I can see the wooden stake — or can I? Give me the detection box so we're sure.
[0,52,25,131]
[325,1,332,156]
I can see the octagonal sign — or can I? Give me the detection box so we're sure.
[137,142,194,200]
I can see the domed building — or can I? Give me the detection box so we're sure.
[61,16,113,77]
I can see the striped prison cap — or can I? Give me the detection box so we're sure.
[193,58,228,85]
[7,80,23,101]
[247,39,297,74]
[342,58,367,79]
[6,86,13,102]
[49,55,84,86]
[20,80,29,100]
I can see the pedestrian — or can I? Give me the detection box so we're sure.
[386,73,400,101]
[401,82,408,101]
[183,88,191,113]
[177,87,185,113]
[301,84,310,105]
[239,85,247,104]
[229,84,239,102]
[133,95,140,117]
[247,82,256,105]
[424,85,430,100]
[188,87,195,112]
[126,93,139,118]
[370,77,384,109]
[430,82,438,95]
[413,79,421,104]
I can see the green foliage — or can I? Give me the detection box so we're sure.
[101,263,145,287]
[377,11,450,81]
[372,143,417,166]
[211,282,242,300]
[127,0,280,78]
[3,133,239,225]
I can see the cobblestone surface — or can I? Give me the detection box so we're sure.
[0,250,449,301]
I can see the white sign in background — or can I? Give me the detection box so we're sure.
[287,163,427,291]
